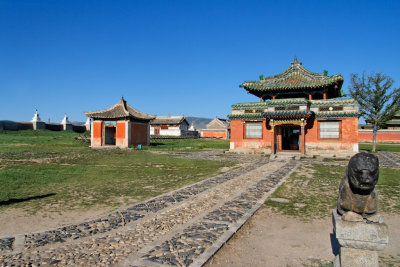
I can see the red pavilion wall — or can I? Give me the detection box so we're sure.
[304,118,358,154]
[230,120,272,151]
[91,121,103,147]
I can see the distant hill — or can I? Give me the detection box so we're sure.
[186,117,213,129]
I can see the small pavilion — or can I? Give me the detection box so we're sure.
[229,58,359,156]
[84,97,155,148]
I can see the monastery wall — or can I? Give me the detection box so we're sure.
[0,120,87,132]
[359,129,400,143]
[201,130,227,139]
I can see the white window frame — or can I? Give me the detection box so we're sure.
[245,122,263,139]
[319,121,340,139]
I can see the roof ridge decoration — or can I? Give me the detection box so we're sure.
[240,58,344,95]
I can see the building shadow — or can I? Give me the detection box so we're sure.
[0,193,56,206]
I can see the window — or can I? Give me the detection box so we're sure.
[319,121,340,139]
[245,122,262,138]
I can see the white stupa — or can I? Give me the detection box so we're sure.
[31,109,41,122]
[85,117,91,131]
[61,114,70,124]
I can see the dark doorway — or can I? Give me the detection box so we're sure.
[105,126,116,145]
[281,126,300,150]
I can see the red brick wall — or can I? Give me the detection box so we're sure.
[230,120,271,150]
[115,122,126,147]
[116,122,125,139]
[305,118,358,144]
[93,121,102,138]
[131,122,149,146]
[305,118,358,154]
[202,131,227,139]
[359,130,400,143]
[92,121,102,147]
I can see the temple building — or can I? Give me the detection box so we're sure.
[200,118,230,139]
[84,97,155,148]
[150,115,190,136]
[228,58,359,156]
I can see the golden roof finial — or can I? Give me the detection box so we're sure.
[294,55,298,62]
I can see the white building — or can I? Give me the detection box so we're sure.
[150,116,191,136]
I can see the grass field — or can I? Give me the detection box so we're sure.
[265,164,400,219]
[0,130,235,214]
[359,142,400,152]
[145,138,230,151]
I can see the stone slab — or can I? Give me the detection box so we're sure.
[339,247,378,267]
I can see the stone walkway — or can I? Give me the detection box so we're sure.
[377,151,400,167]
[0,156,298,266]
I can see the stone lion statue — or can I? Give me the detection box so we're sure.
[337,152,379,218]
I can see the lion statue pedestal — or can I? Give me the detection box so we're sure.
[333,152,388,267]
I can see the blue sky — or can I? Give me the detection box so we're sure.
[1,0,399,122]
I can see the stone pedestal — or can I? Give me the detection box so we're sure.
[332,210,388,267]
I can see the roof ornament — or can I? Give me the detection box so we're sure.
[291,55,302,66]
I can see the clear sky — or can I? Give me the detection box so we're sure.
[1,0,399,122]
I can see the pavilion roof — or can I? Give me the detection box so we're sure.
[240,57,344,96]
[84,97,155,121]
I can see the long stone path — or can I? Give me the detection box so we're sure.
[377,151,400,167]
[0,155,298,266]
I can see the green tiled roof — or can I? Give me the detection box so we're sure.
[240,58,343,92]
[232,102,268,110]
[228,113,265,120]
[315,111,360,119]
[232,98,309,110]
[310,98,358,106]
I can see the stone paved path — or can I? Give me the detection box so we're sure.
[0,156,298,266]
[377,151,400,167]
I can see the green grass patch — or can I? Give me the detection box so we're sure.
[145,138,230,151]
[359,142,400,152]
[265,164,400,219]
[0,130,235,213]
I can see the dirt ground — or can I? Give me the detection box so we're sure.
[206,208,400,267]
[0,207,112,237]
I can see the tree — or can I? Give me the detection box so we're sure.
[349,72,400,152]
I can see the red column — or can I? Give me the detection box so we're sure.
[260,97,263,102]
[308,93,312,100]
[272,95,276,100]
[323,91,327,100]
[271,127,275,154]
[301,125,305,154]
